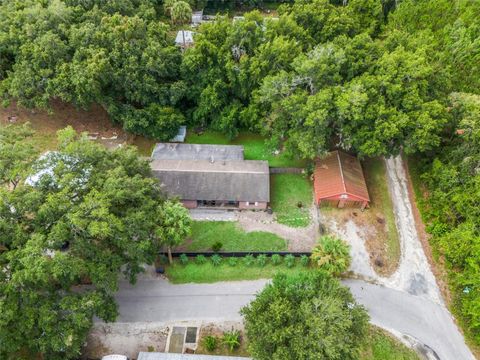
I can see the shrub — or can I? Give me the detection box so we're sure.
[212,241,223,252]
[211,254,222,266]
[158,254,168,265]
[179,253,189,265]
[271,254,282,265]
[285,254,296,268]
[243,254,255,266]
[222,329,241,351]
[310,235,351,275]
[228,257,238,266]
[256,254,267,267]
[196,254,207,264]
[203,335,218,352]
[300,255,309,267]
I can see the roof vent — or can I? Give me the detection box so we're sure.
[210,156,214,163]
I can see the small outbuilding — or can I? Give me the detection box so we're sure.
[313,150,370,210]
[175,30,194,48]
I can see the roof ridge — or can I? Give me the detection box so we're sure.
[336,151,347,193]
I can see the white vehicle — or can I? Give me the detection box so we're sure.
[101,355,128,360]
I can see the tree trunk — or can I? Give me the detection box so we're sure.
[168,246,173,265]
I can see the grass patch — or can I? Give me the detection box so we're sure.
[165,258,311,284]
[270,173,313,227]
[185,130,307,167]
[363,157,400,274]
[184,221,287,251]
[361,326,420,360]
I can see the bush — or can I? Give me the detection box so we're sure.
[243,254,255,266]
[179,254,189,265]
[300,255,309,267]
[196,254,207,264]
[212,241,223,252]
[228,257,238,266]
[211,254,222,266]
[284,254,296,268]
[158,254,168,265]
[222,329,241,351]
[203,335,218,352]
[310,235,351,275]
[271,254,282,265]
[256,254,267,267]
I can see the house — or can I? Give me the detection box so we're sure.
[170,126,187,143]
[175,30,194,48]
[313,150,370,210]
[151,143,243,161]
[151,159,270,209]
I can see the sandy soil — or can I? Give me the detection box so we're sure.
[83,322,168,359]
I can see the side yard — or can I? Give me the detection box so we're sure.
[180,221,287,252]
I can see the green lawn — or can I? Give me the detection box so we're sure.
[183,221,287,252]
[270,173,313,227]
[185,130,307,167]
[361,327,420,360]
[165,259,311,284]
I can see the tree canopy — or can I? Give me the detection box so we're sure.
[0,127,172,359]
[241,271,369,360]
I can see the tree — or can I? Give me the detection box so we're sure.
[0,127,167,360]
[157,199,192,264]
[310,235,351,275]
[241,272,369,360]
[171,1,192,25]
[0,123,37,189]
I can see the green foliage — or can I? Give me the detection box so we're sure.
[284,254,296,268]
[210,254,222,266]
[0,123,38,189]
[300,255,310,267]
[271,254,282,265]
[243,254,255,266]
[222,329,241,351]
[256,254,268,267]
[203,335,218,352]
[311,236,351,275]
[196,254,207,264]
[228,257,238,266]
[171,1,192,25]
[241,272,369,360]
[211,241,223,252]
[0,127,167,360]
[179,254,189,265]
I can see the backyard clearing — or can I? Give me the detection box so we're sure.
[321,157,400,276]
[270,173,313,227]
[179,221,287,252]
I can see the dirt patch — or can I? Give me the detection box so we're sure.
[83,322,168,359]
[236,204,320,252]
[0,100,155,155]
[196,322,249,357]
[321,207,397,276]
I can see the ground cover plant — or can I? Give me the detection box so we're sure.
[183,221,287,251]
[165,255,310,283]
[360,326,420,360]
[270,173,313,227]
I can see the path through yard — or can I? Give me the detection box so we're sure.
[323,155,441,304]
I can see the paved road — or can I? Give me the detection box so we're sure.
[111,278,474,360]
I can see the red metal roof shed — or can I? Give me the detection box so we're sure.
[314,151,370,209]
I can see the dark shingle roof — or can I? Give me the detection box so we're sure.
[151,159,270,202]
